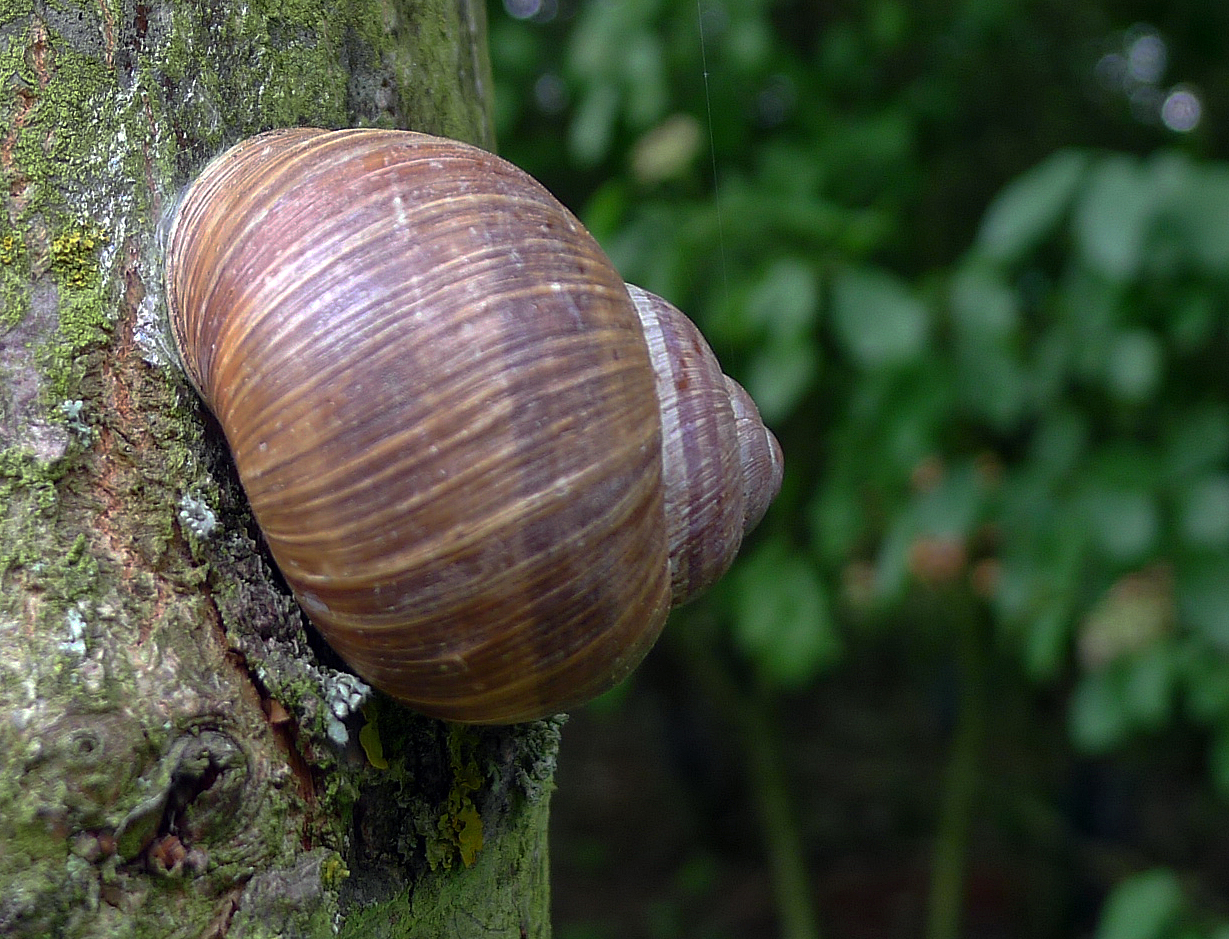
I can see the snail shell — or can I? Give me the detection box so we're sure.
[165,128,782,723]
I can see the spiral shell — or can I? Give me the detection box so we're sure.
[165,128,781,723]
[628,285,782,603]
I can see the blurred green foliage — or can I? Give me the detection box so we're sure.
[489,1,1229,936]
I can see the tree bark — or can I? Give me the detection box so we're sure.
[0,2,558,937]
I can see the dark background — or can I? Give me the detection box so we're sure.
[488,3,1229,937]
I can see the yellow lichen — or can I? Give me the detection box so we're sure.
[50,226,107,288]
[0,233,18,265]
[358,705,389,770]
[428,729,485,870]
[320,852,350,889]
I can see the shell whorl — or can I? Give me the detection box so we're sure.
[164,127,782,723]
[627,285,783,604]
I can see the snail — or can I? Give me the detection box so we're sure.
[164,128,782,724]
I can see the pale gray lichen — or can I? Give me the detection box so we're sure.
[58,398,91,439]
[178,493,218,538]
[320,670,372,746]
[324,714,347,747]
[61,607,88,656]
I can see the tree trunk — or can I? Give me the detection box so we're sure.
[0,2,558,936]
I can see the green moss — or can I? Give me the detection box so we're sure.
[1,16,127,390]
[0,289,29,329]
[0,225,30,327]
[0,449,69,580]
[43,534,100,608]
[146,0,492,147]
[6,40,114,220]
[0,447,63,500]
[338,782,552,939]
[154,2,352,146]
[223,851,348,939]
[40,225,115,403]
[54,291,112,349]
[319,754,362,815]
[351,0,495,144]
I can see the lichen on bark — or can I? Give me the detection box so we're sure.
[0,2,555,937]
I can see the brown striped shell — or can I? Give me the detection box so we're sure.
[164,128,782,724]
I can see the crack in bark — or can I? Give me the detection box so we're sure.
[98,0,117,71]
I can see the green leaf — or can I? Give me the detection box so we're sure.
[1070,669,1130,754]
[745,338,818,424]
[1058,267,1123,380]
[630,114,702,184]
[1209,730,1229,800]
[1074,155,1159,282]
[726,15,773,68]
[1121,647,1175,730]
[976,149,1089,264]
[808,479,866,564]
[873,512,914,602]
[910,462,986,537]
[1180,557,1229,652]
[1078,486,1159,564]
[1168,293,1217,352]
[955,345,1027,430]
[746,258,819,338]
[1079,573,1173,669]
[1027,409,1089,481]
[1163,404,1229,482]
[1180,477,1229,549]
[1024,603,1073,681]
[623,33,667,128]
[1095,869,1182,939]
[1104,330,1164,404]
[569,84,620,165]
[949,264,1018,340]
[1183,654,1229,724]
[732,543,840,689]
[1168,162,1229,277]
[830,266,929,369]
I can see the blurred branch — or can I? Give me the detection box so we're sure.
[741,693,822,939]
[926,600,989,939]
[672,619,822,939]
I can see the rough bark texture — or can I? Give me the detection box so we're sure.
[0,2,559,937]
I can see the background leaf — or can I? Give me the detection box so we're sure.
[830,265,929,369]
[1095,869,1182,939]
[976,149,1089,264]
